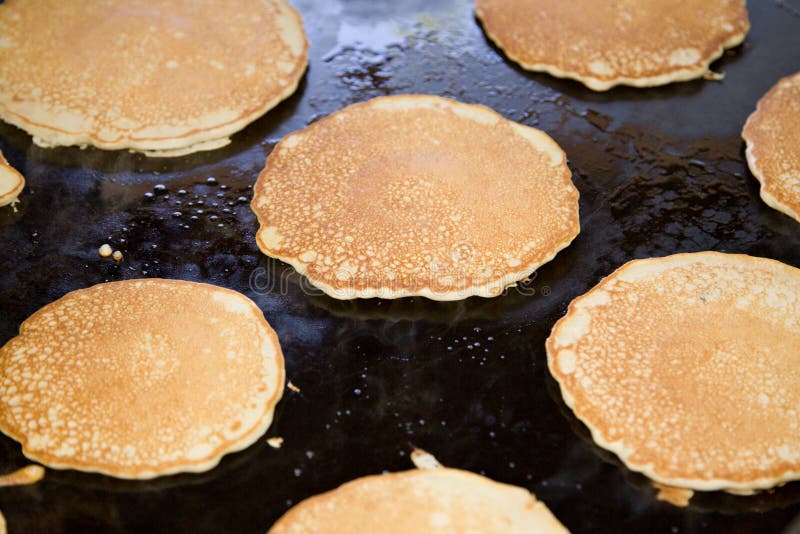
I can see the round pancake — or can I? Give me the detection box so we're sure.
[252,94,580,301]
[268,468,568,533]
[0,279,284,479]
[546,252,800,492]
[0,0,308,157]
[742,72,800,223]
[475,0,749,91]
[0,151,24,207]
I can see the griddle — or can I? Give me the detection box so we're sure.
[1,1,799,532]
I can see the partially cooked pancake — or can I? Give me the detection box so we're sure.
[252,95,579,300]
[268,468,568,533]
[475,0,749,91]
[742,71,800,223]
[0,279,284,479]
[0,150,24,208]
[0,0,308,156]
[547,252,800,493]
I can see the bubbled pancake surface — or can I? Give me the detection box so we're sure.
[0,279,285,479]
[0,0,308,156]
[252,95,580,301]
[742,72,800,223]
[475,0,749,91]
[547,252,800,492]
[268,468,568,533]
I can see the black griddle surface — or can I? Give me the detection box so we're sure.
[1,1,800,532]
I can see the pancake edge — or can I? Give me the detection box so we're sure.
[742,74,800,224]
[0,0,309,157]
[252,94,580,301]
[0,279,286,479]
[546,251,800,492]
[474,3,750,91]
[0,152,24,207]
[268,468,569,533]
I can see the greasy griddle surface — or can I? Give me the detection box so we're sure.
[0,1,799,532]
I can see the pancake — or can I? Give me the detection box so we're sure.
[252,94,580,300]
[546,252,800,492]
[742,72,800,223]
[0,279,284,479]
[268,468,568,533]
[475,0,749,91]
[0,151,24,208]
[0,510,4,534]
[0,0,308,157]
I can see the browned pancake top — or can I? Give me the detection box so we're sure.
[547,252,800,491]
[742,71,800,223]
[475,0,749,90]
[252,95,579,300]
[0,279,284,479]
[0,0,307,155]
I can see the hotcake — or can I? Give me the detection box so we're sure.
[475,0,749,91]
[547,252,800,492]
[0,151,23,208]
[268,468,568,533]
[0,0,308,157]
[742,71,800,223]
[0,279,284,479]
[252,94,580,300]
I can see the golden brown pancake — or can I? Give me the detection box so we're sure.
[0,150,24,208]
[268,468,568,533]
[0,279,284,479]
[0,0,308,157]
[475,0,749,91]
[0,510,5,534]
[0,465,44,488]
[547,252,800,492]
[252,94,580,300]
[742,72,800,223]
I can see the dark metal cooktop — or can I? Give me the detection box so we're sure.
[0,1,799,532]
